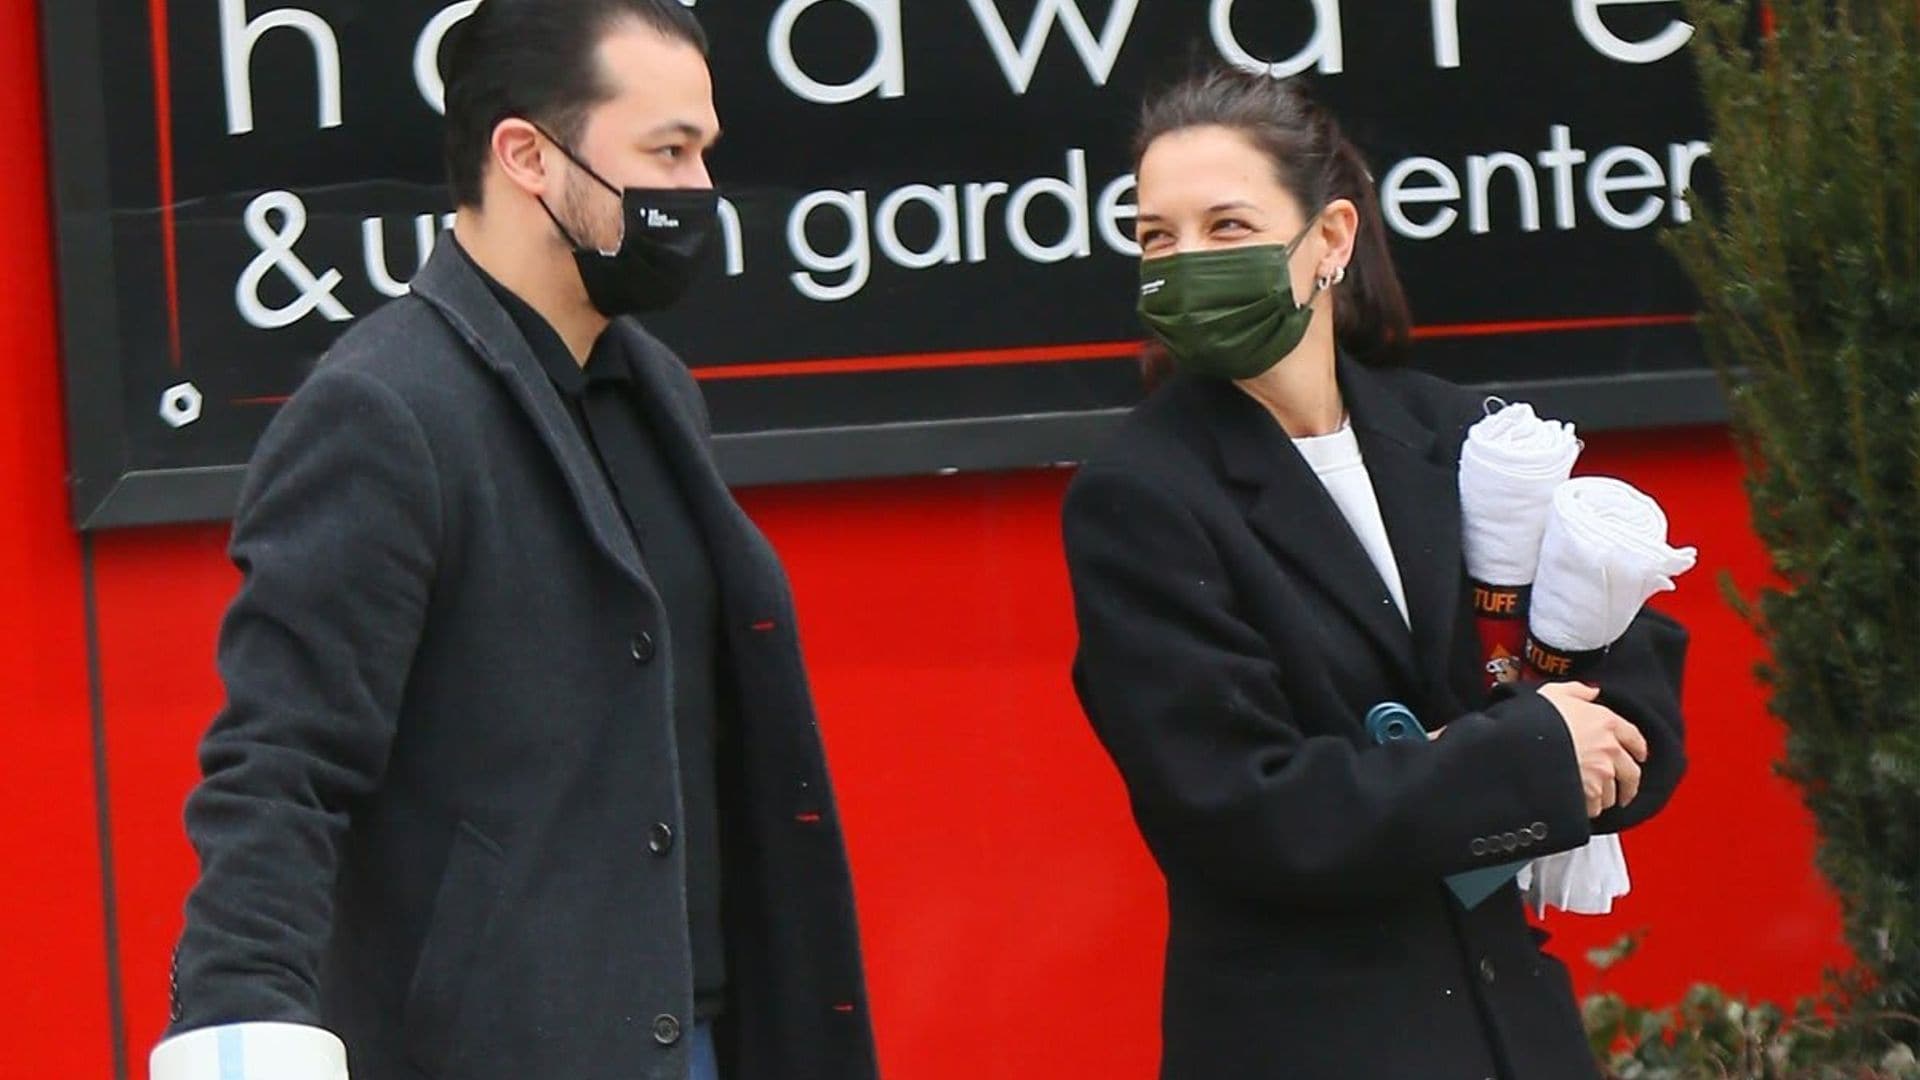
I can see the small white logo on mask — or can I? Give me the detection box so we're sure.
[642,208,681,229]
[1140,279,1166,297]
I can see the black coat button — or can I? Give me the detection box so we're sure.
[1479,958,1497,984]
[648,822,675,856]
[630,633,657,664]
[652,1013,682,1045]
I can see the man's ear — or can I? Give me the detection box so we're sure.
[492,117,558,199]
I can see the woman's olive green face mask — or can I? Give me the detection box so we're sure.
[1136,214,1323,381]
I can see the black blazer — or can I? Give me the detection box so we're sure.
[169,243,878,1080]
[1063,360,1687,1079]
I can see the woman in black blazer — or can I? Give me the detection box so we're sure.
[1062,69,1688,1079]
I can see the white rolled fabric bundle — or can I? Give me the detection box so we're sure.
[1458,402,1582,586]
[151,1022,349,1080]
[1520,475,1697,916]
[1518,833,1632,916]
[1529,477,1700,653]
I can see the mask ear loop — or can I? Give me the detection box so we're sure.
[525,119,623,198]
[1284,210,1328,304]
[1482,395,1509,417]
[525,118,628,256]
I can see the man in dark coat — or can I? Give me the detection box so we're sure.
[154,4,877,1078]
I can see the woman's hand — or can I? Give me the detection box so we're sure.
[1539,682,1648,817]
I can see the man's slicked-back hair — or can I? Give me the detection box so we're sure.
[441,0,708,209]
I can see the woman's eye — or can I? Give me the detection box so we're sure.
[1213,218,1251,233]
[656,146,684,160]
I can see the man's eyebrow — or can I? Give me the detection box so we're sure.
[643,120,720,144]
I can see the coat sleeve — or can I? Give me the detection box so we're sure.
[1585,606,1689,835]
[1063,464,1592,908]
[169,366,442,1033]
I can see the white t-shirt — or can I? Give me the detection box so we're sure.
[1291,422,1411,629]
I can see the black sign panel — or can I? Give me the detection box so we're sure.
[42,1,1720,529]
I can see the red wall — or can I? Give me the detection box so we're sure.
[0,0,117,1075]
[0,0,1851,1073]
[30,450,1864,1080]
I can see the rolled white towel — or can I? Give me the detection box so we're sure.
[151,1022,349,1080]
[1459,402,1582,587]
[1530,477,1698,653]
[1519,834,1632,916]
[1522,476,1695,917]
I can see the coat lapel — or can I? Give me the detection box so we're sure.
[1189,375,1422,691]
[1339,358,1467,702]
[614,322,792,627]
[1186,359,1468,702]
[407,243,653,595]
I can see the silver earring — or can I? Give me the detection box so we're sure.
[1316,272,1334,291]
[1333,265,1348,285]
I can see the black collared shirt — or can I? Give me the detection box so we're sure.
[461,245,728,1019]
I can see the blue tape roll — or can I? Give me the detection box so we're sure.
[1366,701,1425,745]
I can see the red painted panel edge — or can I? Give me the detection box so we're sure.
[0,0,118,1074]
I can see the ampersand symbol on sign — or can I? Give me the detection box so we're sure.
[236,190,354,329]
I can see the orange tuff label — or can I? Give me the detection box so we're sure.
[1471,583,1529,619]
[1525,639,1576,677]
[1523,637,1608,680]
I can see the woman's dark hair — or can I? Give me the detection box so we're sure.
[1133,67,1413,385]
[441,0,708,209]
